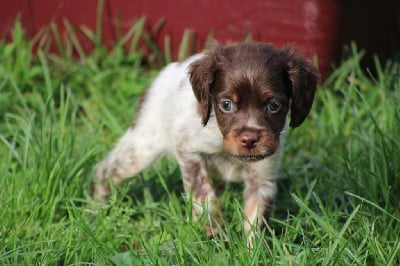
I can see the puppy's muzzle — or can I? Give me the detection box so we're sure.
[224,128,278,161]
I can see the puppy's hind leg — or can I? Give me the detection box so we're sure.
[93,125,165,202]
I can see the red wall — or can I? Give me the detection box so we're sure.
[0,0,342,78]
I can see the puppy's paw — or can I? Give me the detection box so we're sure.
[205,218,224,239]
[202,207,225,239]
[91,160,112,202]
[91,182,109,202]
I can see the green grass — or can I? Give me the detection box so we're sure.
[0,19,399,265]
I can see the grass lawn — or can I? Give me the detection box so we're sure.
[0,20,399,265]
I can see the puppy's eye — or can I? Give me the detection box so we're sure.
[265,99,281,113]
[219,98,237,113]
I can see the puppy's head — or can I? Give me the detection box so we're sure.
[189,42,319,161]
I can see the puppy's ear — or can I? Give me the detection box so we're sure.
[284,47,319,128]
[189,45,222,126]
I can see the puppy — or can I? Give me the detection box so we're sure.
[93,42,319,247]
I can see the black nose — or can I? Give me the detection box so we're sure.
[239,131,259,150]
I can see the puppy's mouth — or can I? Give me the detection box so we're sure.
[234,152,271,162]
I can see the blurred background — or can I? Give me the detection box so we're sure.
[1,0,399,80]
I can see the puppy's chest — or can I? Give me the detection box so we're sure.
[205,152,279,183]
[205,155,246,182]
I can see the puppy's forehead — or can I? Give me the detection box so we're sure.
[218,65,285,97]
[222,56,284,82]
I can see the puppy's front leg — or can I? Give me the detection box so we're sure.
[176,150,221,236]
[243,175,276,248]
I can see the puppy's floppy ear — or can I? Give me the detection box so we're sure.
[284,47,319,128]
[189,44,222,126]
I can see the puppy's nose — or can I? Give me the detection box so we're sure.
[239,131,259,150]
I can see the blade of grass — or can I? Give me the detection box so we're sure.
[96,0,105,43]
[37,49,53,98]
[344,192,400,222]
[178,29,196,61]
[129,16,146,53]
[163,35,172,64]
[323,204,361,265]
[50,21,65,56]
[291,193,334,236]
[63,19,87,61]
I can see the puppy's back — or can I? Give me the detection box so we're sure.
[134,55,206,150]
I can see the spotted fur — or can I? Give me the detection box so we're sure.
[93,42,319,248]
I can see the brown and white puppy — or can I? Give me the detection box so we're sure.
[93,42,319,247]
